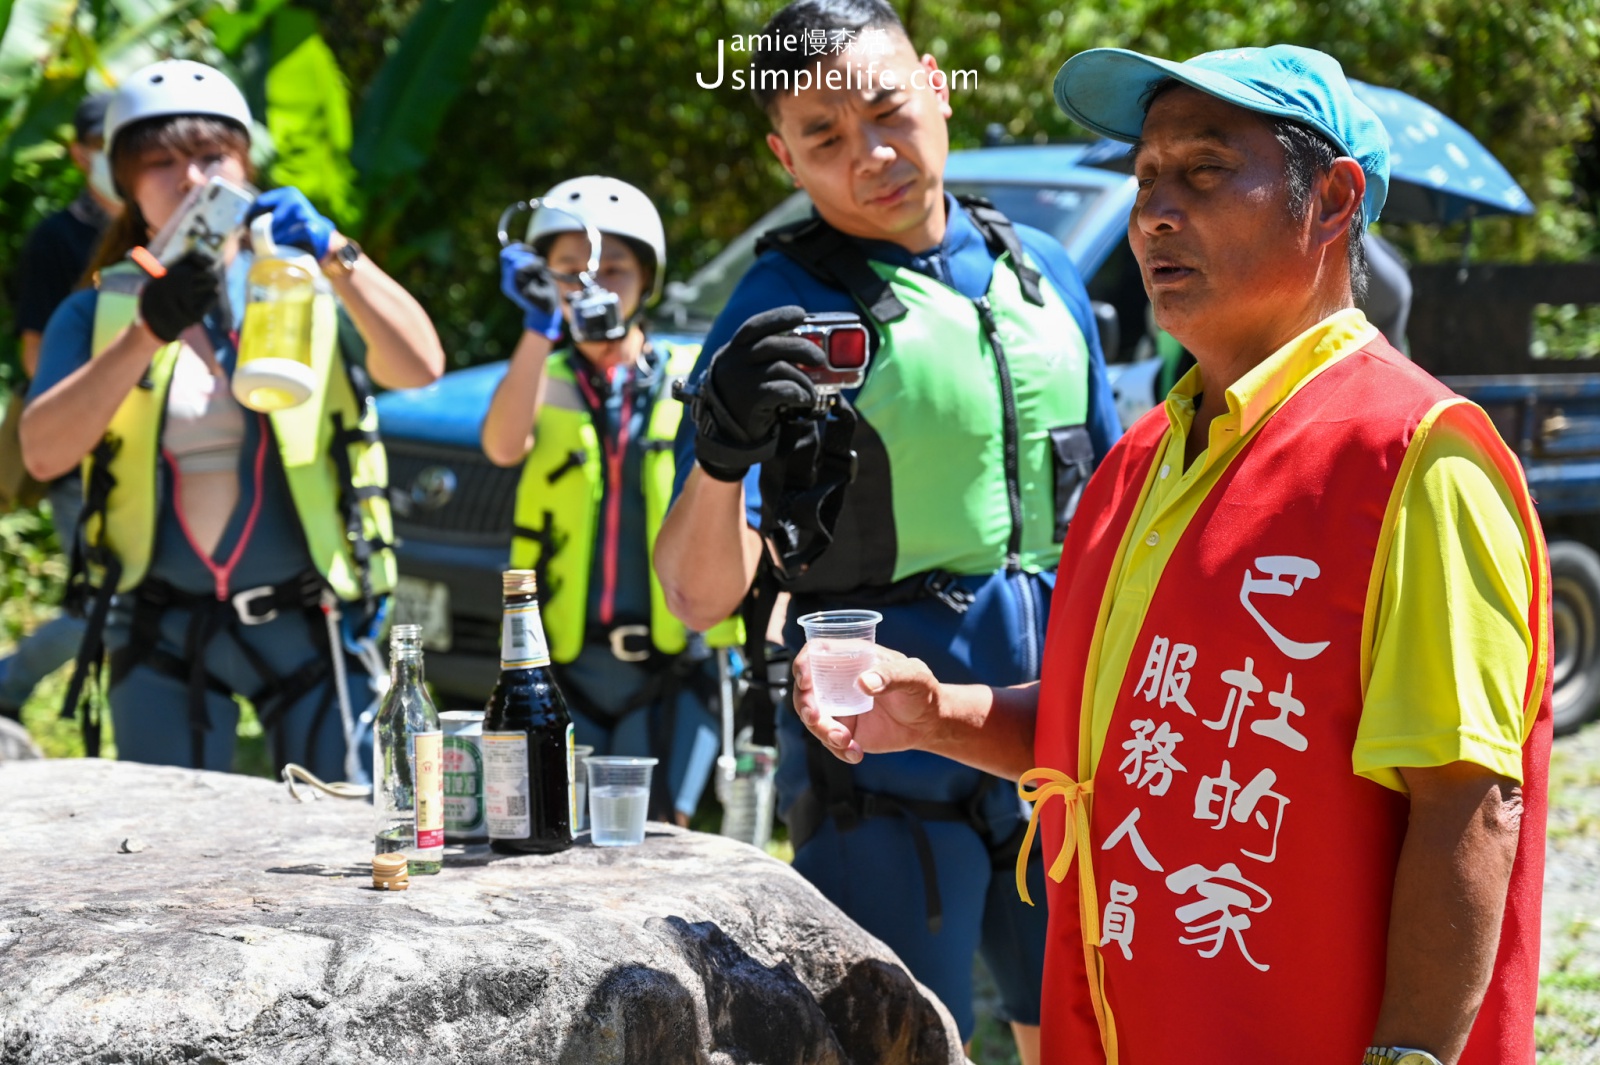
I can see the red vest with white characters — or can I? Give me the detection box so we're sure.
[1029,338,1551,1064]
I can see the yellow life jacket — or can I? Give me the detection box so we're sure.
[509,343,741,664]
[81,260,396,604]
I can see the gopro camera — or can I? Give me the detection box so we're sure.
[567,282,626,343]
[793,312,870,398]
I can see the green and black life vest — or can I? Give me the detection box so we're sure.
[76,260,396,603]
[755,196,1096,596]
[509,343,741,664]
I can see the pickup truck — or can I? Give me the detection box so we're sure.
[1407,260,1600,735]
[374,144,1143,703]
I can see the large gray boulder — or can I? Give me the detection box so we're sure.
[0,759,966,1064]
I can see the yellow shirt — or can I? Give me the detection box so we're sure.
[1084,309,1535,792]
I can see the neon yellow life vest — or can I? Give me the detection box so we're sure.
[83,260,396,603]
[509,343,741,664]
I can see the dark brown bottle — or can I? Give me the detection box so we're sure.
[484,570,574,854]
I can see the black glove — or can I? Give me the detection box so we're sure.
[693,305,824,482]
[138,250,221,343]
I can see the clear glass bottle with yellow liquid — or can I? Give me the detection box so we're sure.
[233,213,318,412]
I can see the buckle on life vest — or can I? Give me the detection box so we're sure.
[232,585,281,626]
[608,624,652,663]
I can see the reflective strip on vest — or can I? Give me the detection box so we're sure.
[509,344,741,664]
[86,261,396,601]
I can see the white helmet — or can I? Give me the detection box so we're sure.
[104,60,253,157]
[529,176,668,303]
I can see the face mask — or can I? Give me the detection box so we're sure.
[87,150,117,202]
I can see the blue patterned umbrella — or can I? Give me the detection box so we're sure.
[1348,80,1532,223]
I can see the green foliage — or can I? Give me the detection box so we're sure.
[347,0,492,242]
[0,1,1596,374]
[261,5,360,225]
[203,0,287,54]
[0,495,65,647]
[1532,302,1600,360]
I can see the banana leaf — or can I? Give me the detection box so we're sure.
[262,5,360,226]
[0,0,77,101]
[349,0,492,187]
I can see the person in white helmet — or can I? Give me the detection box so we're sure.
[20,60,445,779]
[482,176,742,825]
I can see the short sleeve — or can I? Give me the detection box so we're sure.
[1356,403,1536,790]
[27,288,100,402]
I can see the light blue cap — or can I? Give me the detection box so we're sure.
[1054,45,1390,223]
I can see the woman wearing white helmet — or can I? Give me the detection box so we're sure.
[482,176,741,826]
[21,59,444,780]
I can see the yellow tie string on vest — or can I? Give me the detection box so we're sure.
[1016,767,1119,1062]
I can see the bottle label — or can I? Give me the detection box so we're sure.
[566,723,577,838]
[443,734,485,834]
[483,731,531,839]
[413,731,444,850]
[501,602,552,669]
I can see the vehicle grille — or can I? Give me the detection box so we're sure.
[384,440,520,546]
[450,614,503,659]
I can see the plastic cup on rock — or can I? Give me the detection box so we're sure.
[797,610,882,717]
[586,756,656,847]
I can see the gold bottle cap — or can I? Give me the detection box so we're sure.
[372,854,408,873]
[502,569,538,596]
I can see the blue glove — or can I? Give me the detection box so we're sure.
[499,243,564,340]
[249,187,336,261]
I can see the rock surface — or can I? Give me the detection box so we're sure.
[0,759,966,1064]
[0,717,41,762]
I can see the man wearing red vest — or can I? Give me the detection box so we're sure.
[793,44,1550,1065]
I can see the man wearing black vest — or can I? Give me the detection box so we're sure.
[656,3,1120,1056]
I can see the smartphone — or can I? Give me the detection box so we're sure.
[792,311,870,393]
[144,173,257,266]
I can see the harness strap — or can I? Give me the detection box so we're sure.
[59,555,120,757]
[758,399,860,580]
[792,729,999,934]
[101,573,331,770]
[737,559,788,748]
[755,218,908,324]
[956,194,1045,306]
[329,412,374,606]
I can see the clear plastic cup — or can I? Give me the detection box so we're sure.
[797,610,882,717]
[586,756,657,847]
[572,744,595,833]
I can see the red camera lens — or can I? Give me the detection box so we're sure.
[825,327,867,370]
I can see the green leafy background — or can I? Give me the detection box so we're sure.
[0,0,1594,381]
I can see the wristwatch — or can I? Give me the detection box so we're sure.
[1363,1048,1444,1065]
[322,235,362,278]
